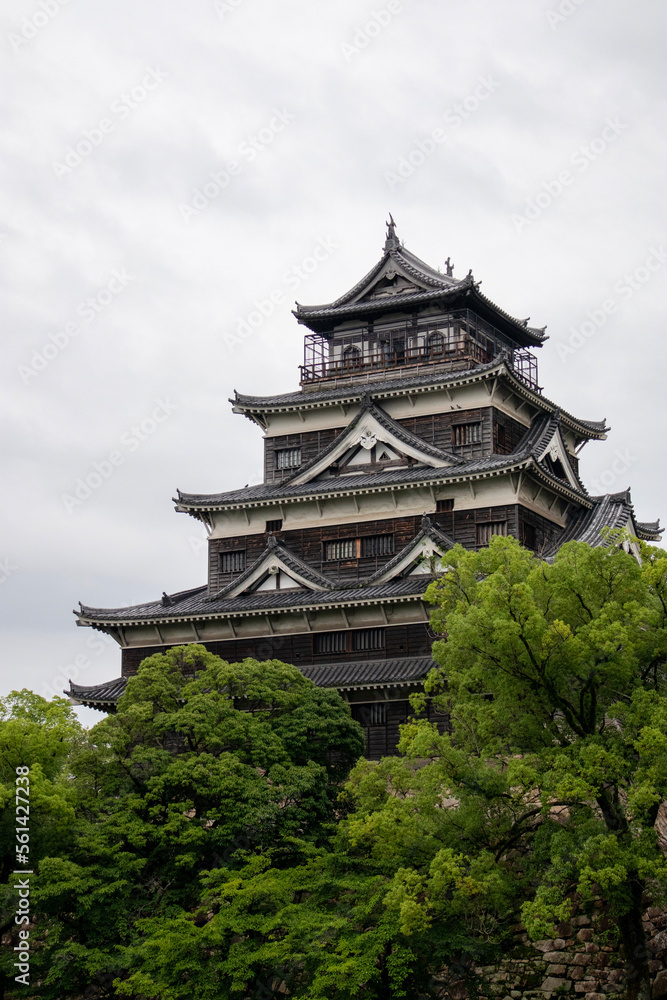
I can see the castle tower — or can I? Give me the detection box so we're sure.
[70,222,662,758]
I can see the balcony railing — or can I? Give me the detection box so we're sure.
[299,311,541,393]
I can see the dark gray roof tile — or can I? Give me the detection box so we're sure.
[77,577,431,625]
[66,655,436,710]
[300,655,436,689]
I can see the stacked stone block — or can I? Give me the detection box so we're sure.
[433,904,667,999]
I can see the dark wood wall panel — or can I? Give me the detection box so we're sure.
[518,506,566,555]
[262,404,536,485]
[120,623,432,677]
[209,515,426,591]
[397,408,489,461]
[208,502,566,591]
[361,699,451,760]
[264,428,341,483]
[492,409,529,454]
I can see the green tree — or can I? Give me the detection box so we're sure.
[112,759,514,1000]
[29,646,364,999]
[412,534,667,1000]
[0,692,83,999]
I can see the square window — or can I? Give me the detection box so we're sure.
[220,550,246,573]
[313,631,347,654]
[276,448,301,470]
[476,522,507,547]
[324,539,356,561]
[453,423,482,447]
[360,535,394,558]
[351,703,387,726]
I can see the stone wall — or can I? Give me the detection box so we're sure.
[435,904,667,1000]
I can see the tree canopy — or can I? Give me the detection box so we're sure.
[4,539,667,999]
[413,535,667,1000]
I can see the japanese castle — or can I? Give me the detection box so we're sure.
[70,220,662,757]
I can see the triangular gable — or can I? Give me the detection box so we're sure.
[295,221,462,314]
[368,516,455,584]
[355,257,434,304]
[286,398,461,488]
[536,425,582,492]
[210,538,333,600]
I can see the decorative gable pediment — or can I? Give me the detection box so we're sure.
[537,427,582,492]
[357,261,427,302]
[286,399,462,488]
[368,515,455,584]
[209,537,333,600]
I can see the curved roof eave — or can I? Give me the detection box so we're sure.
[174,452,592,514]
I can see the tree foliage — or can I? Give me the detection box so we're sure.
[4,539,667,999]
[413,535,667,1000]
[15,648,364,998]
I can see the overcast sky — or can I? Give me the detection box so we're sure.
[1,0,665,725]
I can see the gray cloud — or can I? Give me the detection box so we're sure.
[1,0,665,725]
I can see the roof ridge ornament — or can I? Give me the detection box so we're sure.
[444,257,454,277]
[384,213,399,252]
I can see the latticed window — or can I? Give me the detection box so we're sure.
[324,539,356,561]
[354,628,384,651]
[351,703,387,726]
[342,345,361,369]
[360,535,394,558]
[313,632,347,654]
[220,550,246,573]
[265,519,283,532]
[452,423,482,446]
[325,536,394,560]
[427,331,445,357]
[313,629,385,655]
[276,448,301,470]
[476,522,507,547]
[436,498,454,512]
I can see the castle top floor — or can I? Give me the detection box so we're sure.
[294,218,545,393]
